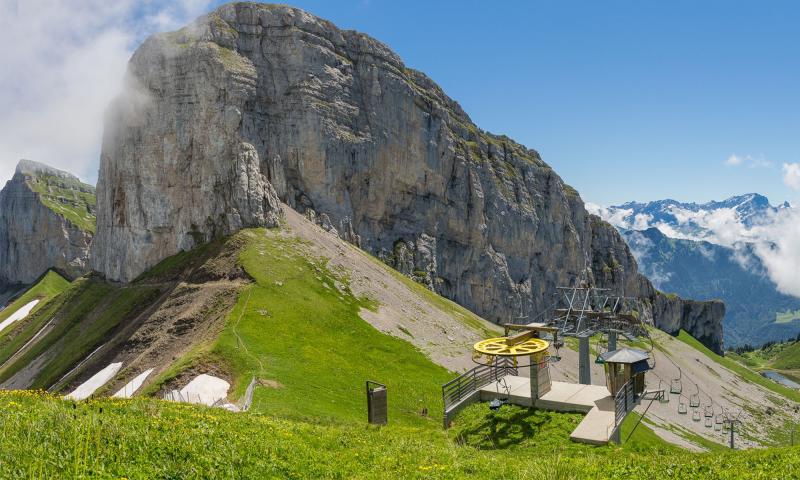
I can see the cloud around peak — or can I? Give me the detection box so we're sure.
[0,0,211,187]
[782,163,800,191]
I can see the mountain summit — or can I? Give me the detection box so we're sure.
[0,159,95,287]
[600,193,789,238]
[91,2,723,351]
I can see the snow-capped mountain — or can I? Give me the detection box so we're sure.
[589,194,800,347]
[588,193,790,245]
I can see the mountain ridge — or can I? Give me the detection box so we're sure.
[91,2,724,352]
[0,159,95,287]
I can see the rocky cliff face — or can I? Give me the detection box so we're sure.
[94,3,725,352]
[0,160,95,286]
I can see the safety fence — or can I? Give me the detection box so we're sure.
[614,379,636,427]
[442,357,518,427]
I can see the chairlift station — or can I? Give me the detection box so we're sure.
[442,285,664,445]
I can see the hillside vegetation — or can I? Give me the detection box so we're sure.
[728,338,800,384]
[0,270,69,332]
[1,390,800,479]
[25,173,96,233]
[2,219,800,475]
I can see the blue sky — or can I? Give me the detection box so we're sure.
[3,1,799,206]
[202,0,798,206]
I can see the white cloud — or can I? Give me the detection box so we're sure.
[724,153,772,169]
[783,163,800,190]
[592,197,800,297]
[753,208,800,297]
[725,154,744,166]
[0,0,211,186]
[632,213,653,230]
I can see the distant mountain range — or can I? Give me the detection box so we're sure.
[589,194,800,347]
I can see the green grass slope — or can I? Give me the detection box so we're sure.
[4,226,800,475]
[0,270,70,337]
[155,228,454,427]
[0,277,160,389]
[727,338,800,386]
[25,173,96,233]
[1,391,799,479]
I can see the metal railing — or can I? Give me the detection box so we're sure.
[614,379,636,427]
[442,358,518,427]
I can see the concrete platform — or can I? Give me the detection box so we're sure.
[478,375,617,445]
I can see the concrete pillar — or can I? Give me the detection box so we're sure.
[529,354,552,405]
[529,357,538,407]
[579,335,591,385]
[608,331,617,352]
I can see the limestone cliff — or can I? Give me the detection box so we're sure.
[93,3,725,351]
[0,160,95,286]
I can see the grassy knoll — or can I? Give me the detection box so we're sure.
[770,343,800,371]
[25,173,96,233]
[0,270,70,337]
[209,229,453,427]
[2,391,800,479]
[675,330,800,403]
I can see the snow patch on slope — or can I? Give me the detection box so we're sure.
[0,299,40,334]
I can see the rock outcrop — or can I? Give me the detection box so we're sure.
[93,3,724,352]
[0,160,95,286]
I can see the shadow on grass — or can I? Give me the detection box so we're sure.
[453,404,575,450]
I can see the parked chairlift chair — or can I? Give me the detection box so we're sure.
[678,399,688,415]
[704,405,714,418]
[594,335,606,365]
[670,369,683,395]
[547,338,562,363]
[489,376,511,411]
[714,422,722,432]
[692,409,701,422]
[658,380,669,404]
[689,384,700,408]
[705,417,713,428]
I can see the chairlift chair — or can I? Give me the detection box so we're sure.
[705,417,713,428]
[594,335,606,364]
[658,380,669,404]
[714,422,722,432]
[678,400,688,415]
[704,405,714,418]
[670,369,683,395]
[689,385,700,408]
[692,409,701,422]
